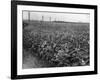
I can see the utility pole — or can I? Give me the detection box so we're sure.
[49,16,51,22]
[42,16,44,21]
[28,11,30,22]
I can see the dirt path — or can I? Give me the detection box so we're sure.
[22,49,53,69]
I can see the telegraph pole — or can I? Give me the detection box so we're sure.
[28,11,30,21]
[42,16,44,21]
[49,16,51,22]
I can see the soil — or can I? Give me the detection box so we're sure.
[22,49,53,69]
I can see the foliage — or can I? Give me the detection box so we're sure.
[23,27,89,67]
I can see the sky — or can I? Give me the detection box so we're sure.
[23,11,90,23]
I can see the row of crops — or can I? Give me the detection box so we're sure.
[23,28,90,67]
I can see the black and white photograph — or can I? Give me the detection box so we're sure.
[22,11,90,69]
[11,1,97,79]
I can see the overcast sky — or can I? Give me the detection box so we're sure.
[23,11,90,23]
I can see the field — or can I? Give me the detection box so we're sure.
[23,20,90,68]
